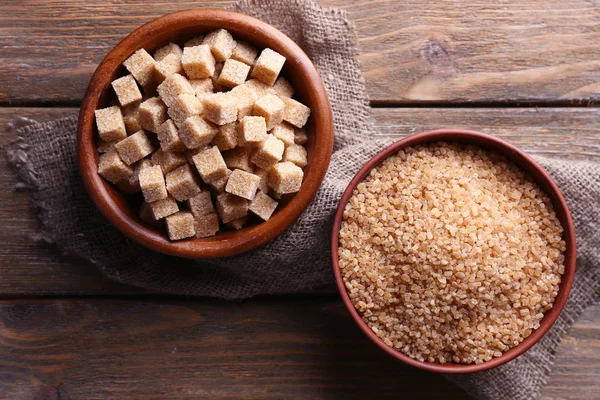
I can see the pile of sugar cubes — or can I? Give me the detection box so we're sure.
[95,29,311,240]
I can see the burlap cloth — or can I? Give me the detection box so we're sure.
[5,0,600,398]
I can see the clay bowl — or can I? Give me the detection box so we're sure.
[331,129,576,373]
[78,9,333,258]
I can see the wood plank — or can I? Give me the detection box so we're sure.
[1,0,600,105]
[1,106,600,295]
[0,297,597,399]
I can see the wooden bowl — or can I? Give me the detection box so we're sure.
[77,9,333,258]
[331,129,576,373]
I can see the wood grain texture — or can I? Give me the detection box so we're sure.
[1,106,600,295]
[1,0,600,105]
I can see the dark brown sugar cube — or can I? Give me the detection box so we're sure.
[165,164,201,201]
[187,191,215,217]
[231,41,258,66]
[157,119,187,153]
[139,97,168,133]
[112,74,143,107]
[216,192,248,223]
[223,147,254,173]
[203,93,238,125]
[98,148,133,184]
[225,169,261,200]
[203,29,236,62]
[283,97,311,128]
[268,162,303,194]
[182,44,216,80]
[157,73,195,108]
[250,48,286,86]
[217,58,251,88]
[181,115,218,149]
[192,145,228,182]
[95,106,127,142]
[165,211,195,240]
[115,130,154,165]
[238,116,268,147]
[194,212,220,238]
[139,165,168,202]
[151,149,187,174]
[251,135,285,169]
[123,49,157,90]
[252,94,285,130]
[149,195,179,219]
[249,190,278,221]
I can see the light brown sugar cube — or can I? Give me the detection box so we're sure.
[182,44,215,80]
[168,93,203,128]
[185,35,205,48]
[95,106,127,142]
[225,169,261,200]
[223,147,254,173]
[112,74,142,107]
[192,145,227,182]
[272,77,294,98]
[283,144,308,168]
[211,122,238,151]
[202,93,238,125]
[254,168,269,193]
[151,149,187,174]
[270,123,295,147]
[203,29,236,62]
[251,135,285,169]
[187,191,214,217]
[154,43,184,82]
[211,62,225,92]
[157,119,187,152]
[139,202,163,228]
[98,148,133,184]
[251,48,286,86]
[149,195,179,219]
[166,164,201,201]
[185,147,206,164]
[165,211,195,240]
[249,191,278,221]
[115,130,154,165]
[157,73,195,108]
[206,168,231,193]
[181,115,218,149]
[139,165,168,202]
[139,97,168,132]
[268,162,303,194]
[252,94,285,130]
[194,212,220,238]
[226,216,248,230]
[231,41,258,65]
[245,79,271,98]
[123,103,142,134]
[217,59,250,88]
[229,84,258,121]
[216,192,248,223]
[123,49,157,90]
[97,140,115,154]
[238,116,267,147]
[129,159,153,190]
[189,78,214,97]
[283,98,311,128]
[294,127,308,145]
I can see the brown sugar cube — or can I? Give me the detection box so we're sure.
[268,162,303,194]
[272,77,294,98]
[283,98,311,128]
[139,97,168,133]
[210,62,225,92]
[187,191,214,217]
[157,73,195,108]
[115,130,154,165]
[245,78,271,98]
[123,49,157,90]
[211,122,238,151]
[151,149,187,174]
[283,144,308,168]
[154,43,183,82]
[116,178,141,194]
[252,94,285,130]
[192,145,227,182]
[157,119,186,152]
[165,211,195,240]
[251,135,285,169]
[254,168,269,193]
[181,115,218,149]
[194,212,220,238]
[216,192,248,223]
[231,41,258,65]
[139,165,168,202]
[97,140,115,154]
[155,42,183,62]
[168,93,203,128]
[112,74,142,107]
[226,216,248,230]
[185,147,207,164]
[294,127,308,145]
[129,159,153,190]
[149,195,179,219]
[95,106,127,142]
[249,190,278,221]
[225,169,261,200]
[251,48,286,86]
[165,164,201,201]
[271,122,295,147]
[182,44,216,80]
[238,116,267,147]
[223,147,254,173]
[185,35,205,48]
[206,168,231,193]
[217,59,250,88]
[203,29,236,62]
[189,78,214,97]
[98,148,133,184]
[202,93,238,125]
[229,84,258,121]
[123,103,142,134]
[139,202,163,228]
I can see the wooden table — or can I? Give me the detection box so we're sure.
[1,1,599,398]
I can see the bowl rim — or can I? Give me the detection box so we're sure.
[330,129,576,374]
[77,8,334,258]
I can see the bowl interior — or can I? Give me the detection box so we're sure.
[78,9,333,258]
[331,129,576,373]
